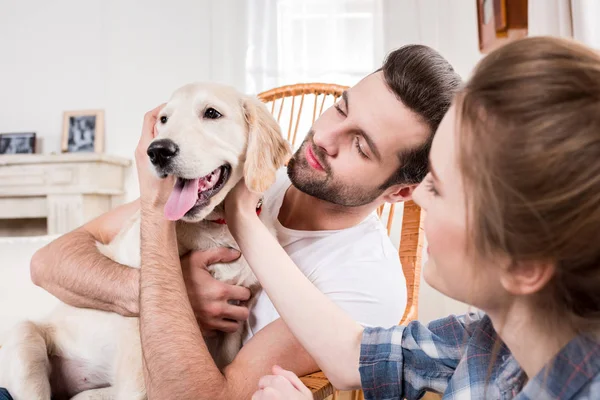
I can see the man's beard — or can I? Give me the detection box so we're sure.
[286,131,384,207]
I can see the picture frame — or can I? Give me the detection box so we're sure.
[0,132,37,155]
[62,110,105,153]
[477,0,528,54]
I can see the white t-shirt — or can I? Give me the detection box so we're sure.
[243,170,407,343]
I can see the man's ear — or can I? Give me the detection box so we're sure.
[499,260,556,296]
[381,184,417,204]
[242,96,292,193]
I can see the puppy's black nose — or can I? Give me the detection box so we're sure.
[147,139,179,169]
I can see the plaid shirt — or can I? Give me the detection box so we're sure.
[359,313,600,400]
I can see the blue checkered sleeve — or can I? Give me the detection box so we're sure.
[359,313,481,400]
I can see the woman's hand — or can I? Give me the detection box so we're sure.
[252,366,313,400]
[224,179,262,226]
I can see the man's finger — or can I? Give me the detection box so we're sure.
[210,247,242,264]
[222,304,250,322]
[144,103,166,126]
[137,104,166,151]
[213,319,241,333]
[200,326,218,338]
[191,247,241,267]
[226,284,252,302]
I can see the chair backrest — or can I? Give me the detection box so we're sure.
[257,83,425,325]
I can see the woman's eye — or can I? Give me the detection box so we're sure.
[204,108,222,119]
[425,175,439,196]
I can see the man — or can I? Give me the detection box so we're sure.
[29,45,461,399]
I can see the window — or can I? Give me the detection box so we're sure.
[246,0,384,94]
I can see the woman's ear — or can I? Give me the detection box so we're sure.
[499,260,556,296]
[381,184,417,204]
[242,96,292,193]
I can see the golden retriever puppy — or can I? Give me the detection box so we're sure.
[0,82,291,400]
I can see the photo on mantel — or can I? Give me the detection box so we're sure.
[0,132,36,154]
[61,110,105,153]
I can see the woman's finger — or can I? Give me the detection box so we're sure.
[273,366,313,395]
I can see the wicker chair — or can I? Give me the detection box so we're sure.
[257,83,425,400]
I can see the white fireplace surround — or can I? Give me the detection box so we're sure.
[0,153,131,237]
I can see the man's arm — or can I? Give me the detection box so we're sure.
[139,211,317,400]
[30,199,141,316]
[30,194,251,330]
[135,105,316,399]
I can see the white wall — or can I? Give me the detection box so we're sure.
[383,0,482,79]
[572,0,600,49]
[0,0,247,201]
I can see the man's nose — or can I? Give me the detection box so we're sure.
[312,129,340,157]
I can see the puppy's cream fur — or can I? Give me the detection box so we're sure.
[0,83,290,400]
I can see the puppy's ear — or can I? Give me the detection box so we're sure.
[243,96,291,193]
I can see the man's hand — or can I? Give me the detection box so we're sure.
[135,104,173,213]
[252,366,313,400]
[181,248,252,336]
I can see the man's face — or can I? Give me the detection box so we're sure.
[287,72,429,206]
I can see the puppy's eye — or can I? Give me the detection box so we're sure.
[160,116,168,124]
[204,108,222,120]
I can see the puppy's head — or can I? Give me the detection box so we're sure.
[147,82,290,222]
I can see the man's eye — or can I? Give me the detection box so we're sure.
[355,137,368,159]
[204,108,222,119]
[334,104,346,117]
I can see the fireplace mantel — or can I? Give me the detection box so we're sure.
[0,153,131,236]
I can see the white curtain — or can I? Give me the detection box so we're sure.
[572,0,600,49]
[245,0,384,94]
[529,0,600,49]
[528,0,573,38]
[246,0,280,94]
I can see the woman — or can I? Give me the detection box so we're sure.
[224,36,600,399]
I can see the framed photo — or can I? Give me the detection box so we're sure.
[0,132,36,154]
[62,110,104,153]
[477,0,528,53]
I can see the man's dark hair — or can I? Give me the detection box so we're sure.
[379,44,462,188]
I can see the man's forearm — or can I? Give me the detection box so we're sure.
[30,228,139,316]
[139,211,233,400]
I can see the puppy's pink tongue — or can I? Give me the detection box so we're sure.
[164,178,200,221]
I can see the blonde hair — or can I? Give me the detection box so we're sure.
[457,36,600,332]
